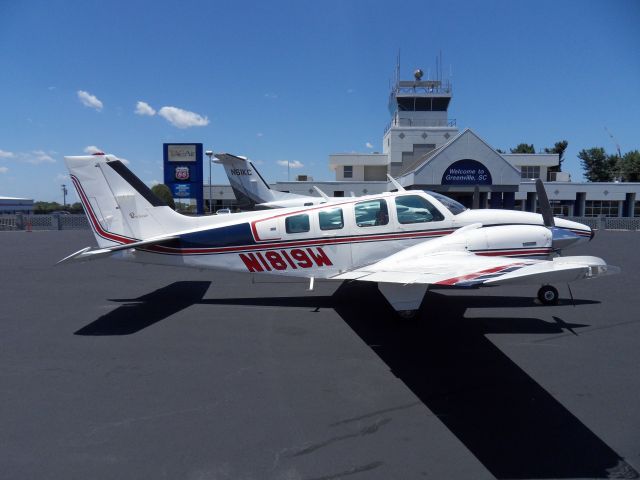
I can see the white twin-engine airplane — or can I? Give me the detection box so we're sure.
[215,153,335,209]
[60,153,619,317]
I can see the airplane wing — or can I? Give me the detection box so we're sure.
[331,250,618,287]
[57,233,179,264]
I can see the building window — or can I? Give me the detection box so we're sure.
[521,166,540,179]
[343,165,353,178]
[355,199,388,227]
[319,208,344,230]
[549,201,570,216]
[395,195,444,224]
[333,191,344,197]
[635,201,640,217]
[584,200,619,217]
[285,214,310,233]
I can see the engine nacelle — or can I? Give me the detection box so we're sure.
[463,224,552,255]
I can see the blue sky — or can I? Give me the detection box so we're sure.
[1,0,638,202]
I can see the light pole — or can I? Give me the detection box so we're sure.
[61,184,68,209]
[205,150,214,214]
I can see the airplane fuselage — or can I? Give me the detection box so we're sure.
[100,191,591,279]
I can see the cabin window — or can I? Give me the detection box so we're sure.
[355,199,389,227]
[285,214,310,233]
[319,208,344,230]
[395,195,444,224]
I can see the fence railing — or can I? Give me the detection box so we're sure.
[566,216,640,231]
[0,214,89,231]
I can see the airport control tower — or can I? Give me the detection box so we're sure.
[384,65,458,176]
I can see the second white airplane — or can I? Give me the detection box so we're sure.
[215,153,336,209]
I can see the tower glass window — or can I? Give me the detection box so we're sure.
[521,166,540,179]
[343,166,353,178]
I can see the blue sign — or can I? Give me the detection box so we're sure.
[172,184,192,198]
[163,143,203,214]
[442,159,492,185]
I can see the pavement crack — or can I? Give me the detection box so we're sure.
[287,418,391,457]
[329,401,421,427]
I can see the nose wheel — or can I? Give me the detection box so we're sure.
[538,285,559,305]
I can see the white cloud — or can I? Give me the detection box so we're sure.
[77,90,103,111]
[147,179,160,186]
[135,101,156,116]
[277,160,304,169]
[0,166,8,174]
[24,150,55,164]
[84,145,103,154]
[3,150,56,165]
[366,142,373,149]
[256,132,264,138]
[158,106,209,128]
[264,93,278,99]
[55,173,69,182]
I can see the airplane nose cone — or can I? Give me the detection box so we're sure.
[551,227,582,251]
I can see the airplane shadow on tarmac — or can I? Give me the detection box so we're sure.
[75,280,638,479]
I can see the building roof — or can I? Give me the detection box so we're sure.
[0,196,33,202]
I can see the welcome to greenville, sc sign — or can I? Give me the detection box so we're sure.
[441,159,492,185]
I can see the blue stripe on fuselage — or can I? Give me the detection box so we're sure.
[164,222,256,249]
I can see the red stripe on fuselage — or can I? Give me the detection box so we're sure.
[70,174,135,245]
[142,228,457,255]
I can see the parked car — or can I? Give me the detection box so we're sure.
[216,208,232,215]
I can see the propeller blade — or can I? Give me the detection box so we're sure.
[535,179,555,227]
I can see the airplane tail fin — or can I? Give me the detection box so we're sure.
[214,153,276,208]
[65,154,196,247]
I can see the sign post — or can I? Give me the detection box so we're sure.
[163,143,204,215]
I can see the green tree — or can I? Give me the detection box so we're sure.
[544,140,568,172]
[69,202,84,214]
[578,147,618,182]
[34,201,63,213]
[618,150,640,182]
[510,143,535,154]
[151,184,175,209]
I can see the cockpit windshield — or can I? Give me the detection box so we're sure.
[426,191,467,215]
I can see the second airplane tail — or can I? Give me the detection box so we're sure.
[214,153,277,209]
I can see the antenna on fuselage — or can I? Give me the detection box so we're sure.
[313,186,330,202]
[387,174,406,192]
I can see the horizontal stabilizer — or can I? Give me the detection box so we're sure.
[57,234,178,265]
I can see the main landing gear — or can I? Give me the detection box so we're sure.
[537,285,559,305]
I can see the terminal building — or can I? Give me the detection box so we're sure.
[0,196,34,214]
[205,69,639,218]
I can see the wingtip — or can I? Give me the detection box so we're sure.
[56,246,92,265]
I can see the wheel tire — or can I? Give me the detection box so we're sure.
[538,285,559,305]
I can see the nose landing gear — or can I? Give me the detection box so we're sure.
[538,285,559,305]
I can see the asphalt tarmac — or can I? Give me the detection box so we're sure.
[1,229,639,480]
